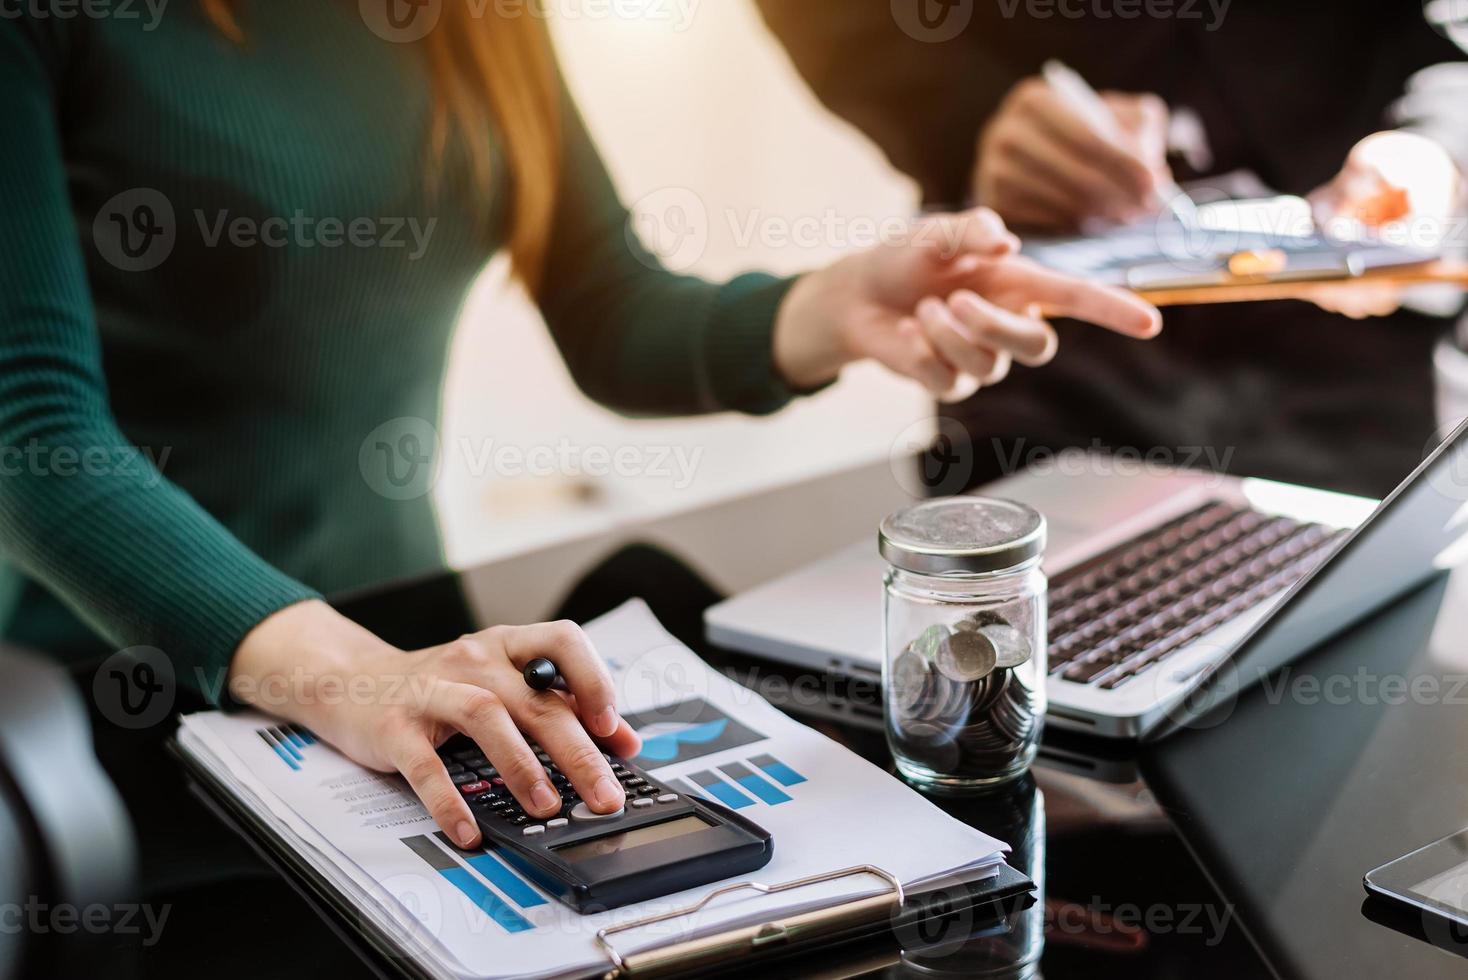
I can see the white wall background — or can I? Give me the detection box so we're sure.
[435,1,937,566]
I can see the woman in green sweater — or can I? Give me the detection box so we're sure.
[0,2,1159,847]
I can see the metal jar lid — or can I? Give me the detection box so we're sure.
[879,497,1046,575]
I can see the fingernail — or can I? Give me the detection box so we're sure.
[595,706,619,738]
[456,821,478,847]
[531,781,560,813]
[593,776,623,811]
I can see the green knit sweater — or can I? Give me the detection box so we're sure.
[0,4,797,695]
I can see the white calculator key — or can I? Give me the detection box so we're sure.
[522,825,546,837]
[631,797,655,808]
[656,793,678,804]
[570,802,625,822]
[547,818,569,829]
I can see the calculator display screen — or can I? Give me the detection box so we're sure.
[553,815,714,864]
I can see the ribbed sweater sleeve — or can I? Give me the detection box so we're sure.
[537,95,806,418]
[0,20,318,697]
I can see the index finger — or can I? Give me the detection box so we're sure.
[999,258,1162,338]
[498,621,621,739]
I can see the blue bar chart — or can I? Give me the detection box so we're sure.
[683,755,807,810]
[717,761,791,805]
[257,724,316,770]
[750,753,807,787]
[400,835,541,934]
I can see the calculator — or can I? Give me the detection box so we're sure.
[438,736,773,913]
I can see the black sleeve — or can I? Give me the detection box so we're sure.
[754,0,1022,208]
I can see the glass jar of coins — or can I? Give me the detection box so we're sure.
[879,497,1047,790]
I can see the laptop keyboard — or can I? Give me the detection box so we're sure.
[1048,500,1348,690]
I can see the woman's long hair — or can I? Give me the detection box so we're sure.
[201,0,561,293]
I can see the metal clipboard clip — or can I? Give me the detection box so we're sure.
[594,865,906,979]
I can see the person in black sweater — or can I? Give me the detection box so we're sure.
[758,0,1468,497]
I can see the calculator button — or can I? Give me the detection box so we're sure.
[547,818,568,829]
[476,768,497,779]
[631,798,654,809]
[451,772,480,786]
[444,762,465,775]
[459,781,491,795]
[507,815,528,826]
[656,794,679,804]
[522,825,546,837]
[462,757,489,769]
[570,802,625,822]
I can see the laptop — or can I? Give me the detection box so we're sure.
[706,420,1468,740]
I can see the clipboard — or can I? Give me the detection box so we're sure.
[170,739,1034,980]
[1127,255,1468,309]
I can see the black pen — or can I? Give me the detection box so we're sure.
[522,657,570,693]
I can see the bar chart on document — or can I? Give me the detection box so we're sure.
[624,699,810,811]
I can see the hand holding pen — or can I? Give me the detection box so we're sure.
[974,61,1192,232]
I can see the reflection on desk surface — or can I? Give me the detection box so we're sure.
[1144,568,1468,979]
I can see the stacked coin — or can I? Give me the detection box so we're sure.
[889,612,1038,778]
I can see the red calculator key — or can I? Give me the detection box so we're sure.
[459,780,491,795]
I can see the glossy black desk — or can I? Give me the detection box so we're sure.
[80,515,1468,978]
[83,558,1272,980]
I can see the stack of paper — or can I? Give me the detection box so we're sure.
[176,601,1011,979]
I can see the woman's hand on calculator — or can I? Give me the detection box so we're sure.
[229,599,643,848]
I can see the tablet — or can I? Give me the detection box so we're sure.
[1366,829,1468,941]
